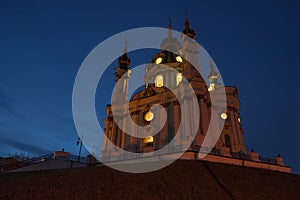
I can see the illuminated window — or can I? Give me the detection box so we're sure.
[155,74,163,87]
[155,57,162,64]
[238,117,241,123]
[220,112,228,120]
[144,111,154,122]
[176,73,182,86]
[144,136,153,143]
[176,56,183,63]
[208,83,215,92]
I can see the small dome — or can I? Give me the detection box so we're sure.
[118,54,130,69]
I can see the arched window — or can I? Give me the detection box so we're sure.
[176,73,182,86]
[144,136,153,143]
[144,136,154,147]
[224,134,231,148]
[155,74,163,87]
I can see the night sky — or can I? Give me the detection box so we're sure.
[0,0,299,173]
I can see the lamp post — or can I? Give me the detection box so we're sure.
[76,137,83,162]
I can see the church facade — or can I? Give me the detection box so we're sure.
[102,17,247,157]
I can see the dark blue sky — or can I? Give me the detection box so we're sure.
[0,0,299,173]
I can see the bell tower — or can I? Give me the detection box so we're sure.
[113,40,131,103]
[181,11,201,80]
[220,85,247,153]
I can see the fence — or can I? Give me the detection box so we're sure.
[0,153,90,173]
[1,146,279,172]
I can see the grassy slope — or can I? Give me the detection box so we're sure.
[0,160,299,200]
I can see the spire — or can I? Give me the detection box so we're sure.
[183,10,196,39]
[167,17,173,38]
[184,10,189,27]
[123,39,128,54]
[118,39,130,69]
[168,17,172,30]
[160,17,180,53]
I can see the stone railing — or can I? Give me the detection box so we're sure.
[193,145,284,166]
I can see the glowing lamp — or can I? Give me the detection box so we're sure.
[220,112,228,120]
[144,111,154,121]
[176,56,183,63]
[155,57,162,64]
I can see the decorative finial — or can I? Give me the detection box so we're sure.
[167,17,173,38]
[182,10,196,39]
[168,17,172,29]
[118,39,130,69]
[185,10,189,24]
[184,10,189,26]
[124,39,128,54]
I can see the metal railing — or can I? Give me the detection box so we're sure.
[1,153,92,172]
[1,153,53,172]
[68,155,88,163]
[103,144,280,166]
[1,147,280,172]
[231,152,251,160]
[259,156,276,165]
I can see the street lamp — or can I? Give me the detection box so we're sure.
[76,137,83,162]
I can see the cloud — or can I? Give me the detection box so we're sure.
[0,90,25,119]
[0,137,51,155]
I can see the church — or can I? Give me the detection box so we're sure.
[101,16,290,173]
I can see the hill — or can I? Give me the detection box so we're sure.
[0,160,299,199]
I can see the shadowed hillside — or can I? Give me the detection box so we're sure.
[0,160,299,199]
